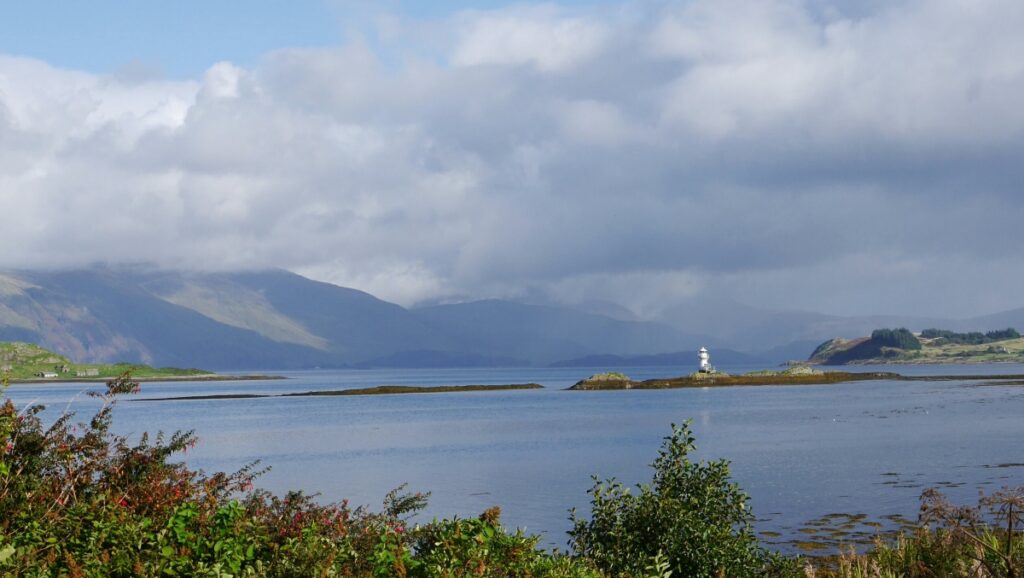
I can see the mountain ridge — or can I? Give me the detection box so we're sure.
[4,266,1024,370]
[0,267,704,369]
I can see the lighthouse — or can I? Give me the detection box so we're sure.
[698,347,712,373]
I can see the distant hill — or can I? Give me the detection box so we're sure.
[661,294,1024,357]
[5,267,1023,370]
[809,328,1024,365]
[0,267,702,370]
[548,349,766,368]
[661,295,947,354]
[0,341,208,380]
[412,300,708,366]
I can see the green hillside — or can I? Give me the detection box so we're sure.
[809,328,1024,365]
[0,341,209,381]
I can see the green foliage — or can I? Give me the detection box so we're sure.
[809,487,1024,578]
[869,328,922,351]
[0,341,209,380]
[569,421,800,578]
[412,507,601,577]
[589,372,631,381]
[0,374,600,576]
[814,329,924,364]
[921,327,1020,345]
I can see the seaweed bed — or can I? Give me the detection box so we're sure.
[568,372,1024,390]
[135,383,544,401]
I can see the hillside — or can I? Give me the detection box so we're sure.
[0,341,208,381]
[0,267,703,370]
[809,328,1024,365]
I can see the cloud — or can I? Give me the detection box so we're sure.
[1,1,1023,318]
[450,6,609,72]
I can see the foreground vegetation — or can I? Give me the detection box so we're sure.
[1,373,1021,577]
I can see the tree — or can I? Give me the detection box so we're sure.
[569,422,793,578]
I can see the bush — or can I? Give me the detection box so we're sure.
[412,507,600,578]
[568,421,800,578]
[0,372,602,577]
[808,487,1024,578]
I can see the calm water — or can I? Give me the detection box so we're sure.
[6,363,1024,553]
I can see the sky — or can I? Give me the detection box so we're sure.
[1,0,1023,319]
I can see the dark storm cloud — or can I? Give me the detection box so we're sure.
[1,0,1022,317]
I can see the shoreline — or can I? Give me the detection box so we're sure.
[119,371,1024,401]
[569,371,1024,390]
[133,383,544,401]
[821,358,1024,365]
[6,374,288,385]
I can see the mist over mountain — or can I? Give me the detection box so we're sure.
[0,267,704,370]
[2,267,1021,370]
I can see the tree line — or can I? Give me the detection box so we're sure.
[920,328,1020,345]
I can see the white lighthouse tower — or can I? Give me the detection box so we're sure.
[698,346,712,373]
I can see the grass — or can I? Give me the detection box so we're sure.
[816,335,1024,365]
[0,341,211,381]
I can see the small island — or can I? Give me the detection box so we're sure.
[569,366,897,390]
[0,342,281,383]
[808,327,1024,365]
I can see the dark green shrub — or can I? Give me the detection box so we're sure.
[413,507,600,577]
[870,328,921,350]
[920,327,1019,345]
[987,328,1020,341]
[569,421,800,578]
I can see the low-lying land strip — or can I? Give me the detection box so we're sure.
[136,383,544,401]
[1,341,282,383]
[569,368,896,390]
[569,367,1024,390]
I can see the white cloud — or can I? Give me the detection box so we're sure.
[1,1,1023,317]
[200,61,243,100]
[450,6,608,71]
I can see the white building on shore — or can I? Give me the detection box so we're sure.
[698,347,713,373]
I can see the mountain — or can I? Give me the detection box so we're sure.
[956,308,1024,333]
[6,266,1019,371]
[412,300,706,366]
[0,269,333,369]
[0,267,703,370]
